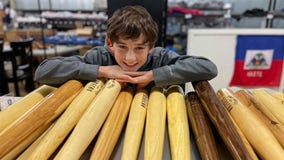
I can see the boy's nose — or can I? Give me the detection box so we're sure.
[125,52,136,63]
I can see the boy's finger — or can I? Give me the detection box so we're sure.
[124,71,147,77]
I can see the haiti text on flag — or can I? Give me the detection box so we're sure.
[230,35,284,87]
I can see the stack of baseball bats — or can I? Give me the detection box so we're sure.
[1,79,283,159]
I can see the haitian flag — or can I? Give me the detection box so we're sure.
[230,35,284,87]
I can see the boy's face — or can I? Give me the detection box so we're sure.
[110,34,152,71]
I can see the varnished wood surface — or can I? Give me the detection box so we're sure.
[121,89,148,160]
[166,85,190,160]
[235,90,284,149]
[144,87,167,160]
[186,91,219,160]
[217,88,284,160]
[26,80,104,160]
[0,85,56,131]
[0,80,83,158]
[90,88,134,160]
[54,80,121,160]
[192,81,253,160]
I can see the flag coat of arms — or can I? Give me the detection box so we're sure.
[230,35,284,87]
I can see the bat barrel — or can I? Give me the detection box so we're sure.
[144,86,167,160]
[0,80,83,158]
[186,91,219,160]
[121,89,148,160]
[166,85,191,160]
[192,80,253,160]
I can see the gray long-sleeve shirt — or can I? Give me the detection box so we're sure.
[35,46,218,88]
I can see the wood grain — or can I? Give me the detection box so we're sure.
[144,87,166,160]
[166,85,190,160]
[121,89,148,160]
[272,92,284,102]
[252,89,284,126]
[235,89,284,149]
[54,79,121,160]
[90,88,133,160]
[2,123,52,160]
[186,91,219,160]
[217,88,284,160]
[16,123,55,160]
[26,80,104,160]
[0,85,56,131]
[192,81,253,160]
[0,80,82,158]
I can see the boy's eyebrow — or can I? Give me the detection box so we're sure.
[116,41,126,45]
[116,41,149,46]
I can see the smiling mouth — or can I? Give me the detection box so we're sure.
[123,62,139,71]
[124,62,138,68]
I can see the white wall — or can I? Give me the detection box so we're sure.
[185,29,284,93]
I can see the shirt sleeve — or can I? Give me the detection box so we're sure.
[34,47,107,85]
[151,47,218,87]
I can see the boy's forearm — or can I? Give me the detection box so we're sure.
[152,59,218,87]
[35,58,99,85]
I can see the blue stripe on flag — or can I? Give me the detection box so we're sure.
[236,35,284,60]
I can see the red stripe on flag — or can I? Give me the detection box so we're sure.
[230,60,283,87]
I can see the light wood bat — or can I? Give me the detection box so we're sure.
[235,89,284,148]
[218,89,259,160]
[0,80,82,158]
[121,89,148,160]
[217,88,284,160]
[144,87,166,160]
[252,89,284,125]
[166,85,190,160]
[54,79,121,160]
[2,123,52,160]
[0,85,56,131]
[90,88,134,160]
[16,123,55,160]
[25,80,104,160]
[272,92,284,102]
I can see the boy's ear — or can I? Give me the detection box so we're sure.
[106,38,114,54]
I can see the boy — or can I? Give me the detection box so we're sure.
[35,5,218,90]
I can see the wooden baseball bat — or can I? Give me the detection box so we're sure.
[144,87,166,160]
[272,92,284,102]
[186,91,219,160]
[218,89,258,160]
[54,79,121,160]
[166,85,190,160]
[121,89,148,160]
[228,111,259,160]
[235,89,284,148]
[241,90,279,123]
[16,122,55,160]
[252,89,284,125]
[0,85,56,131]
[25,80,104,160]
[192,81,253,160]
[0,80,82,158]
[90,88,134,160]
[2,123,52,160]
[217,88,284,160]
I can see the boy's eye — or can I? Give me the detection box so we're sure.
[136,47,145,50]
[118,45,126,49]
[137,47,144,50]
